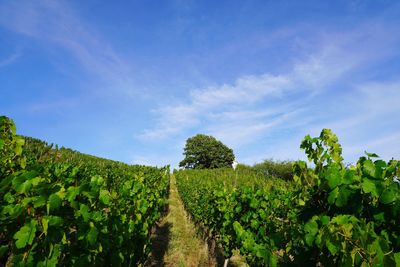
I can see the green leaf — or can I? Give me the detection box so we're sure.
[328,187,339,205]
[326,165,342,189]
[33,195,47,208]
[139,200,149,214]
[365,151,379,158]
[298,199,305,206]
[233,221,247,241]
[10,120,16,134]
[0,138,4,149]
[48,193,62,211]
[22,197,33,207]
[12,171,39,194]
[87,226,98,246]
[0,245,8,257]
[16,179,32,194]
[320,215,330,225]
[20,157,26,169]
[342,170,356,185]
[326,239,338,255]
[2,204,23,218]
[48,216,63,226]
[380,188,396,204]
[304,220,318,236]
[4,192,15,203]
[373,212,385,223]
[331,215,347,225]
[99,189,110,205]
[305,233,315,246]
[394,252,400,266]
[62,233,67,244]
[30,177,43,186]
[14,144,23,155]
[13,220,37,249]
[38,244,61,267]
[251,219,259,229]
[374,159,387,170]
[42,217,49,235]
[370,239,384,263]
[90,175,104,187]
[335,188,352,207]
[79,204,91,222]
[363,160,376,178]
[66,186,79,202]
[362,178,377,196]
[304,219,319,247]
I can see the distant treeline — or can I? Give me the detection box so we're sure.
[238,159,293,181]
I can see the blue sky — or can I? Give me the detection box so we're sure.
[1,0,400,168]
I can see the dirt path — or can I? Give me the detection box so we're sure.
[147,175,216,267]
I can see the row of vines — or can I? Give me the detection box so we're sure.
[175,129,400,266]
[0,116,170,266]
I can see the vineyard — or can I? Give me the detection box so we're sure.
[0,116,169,266]
[1,116,400,267]
[175,129,400,266]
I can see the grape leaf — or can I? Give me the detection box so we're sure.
[365,151,379,158]
[99,189,110,205]
[326,165,341,189]
[362,178,378,197]
[87,226,98,246]
[48,193,62,211]
[328,187,339,205]
[363,160,376,178]
[0,245,8,257]
[394,252,400,266]
[14,220,37,249]
[79,204,90,222]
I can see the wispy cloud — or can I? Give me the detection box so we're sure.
[139,19,400,163]
[138,74,292,140]
[0,1,136,96]
[0,50,22,69]
[140,34,364,138]
[321,80,400,160]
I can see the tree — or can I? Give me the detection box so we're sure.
[179,134,235,169]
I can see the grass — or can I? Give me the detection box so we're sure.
[147,175,215,267]
[147,175,248,267]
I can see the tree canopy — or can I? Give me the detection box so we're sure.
[179,134,235,169]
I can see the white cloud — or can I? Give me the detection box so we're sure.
[300,80,400,163]
[140,20,400,165]
[191,74,291,107]
[0,1,136,96]
[0,50,21,69]
[139,36,365,142]
[137,73,293,141]
[207,108,305,148]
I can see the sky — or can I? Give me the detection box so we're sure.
[1,0,400,168]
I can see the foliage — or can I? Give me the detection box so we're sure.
[0,116,170,266]
[253,159,294,181]
[175,168,296,266]
[179,134,235,169]
[176,128,400,266]
[292,129,400,266]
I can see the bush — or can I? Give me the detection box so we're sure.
[252,159,293,181]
